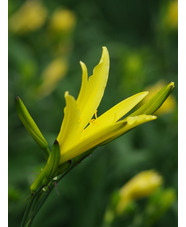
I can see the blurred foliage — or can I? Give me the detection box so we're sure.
[8,0,177,226]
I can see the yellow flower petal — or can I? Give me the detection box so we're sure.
[100,115,157,145]
[76,61,88,109]
[96,91,148,126]
[118,114,157,137]
[76,47,110,129]
[57,92,81,148]
[59,114,156,163]
[59,120,126,163]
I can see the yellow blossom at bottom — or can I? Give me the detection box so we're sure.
[116,170,163,214]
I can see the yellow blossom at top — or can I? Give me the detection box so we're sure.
[48,9,76,32]
[57,47,157,164]
[116,170,162,214]
[9,0,47,34]
[164,0,178,29]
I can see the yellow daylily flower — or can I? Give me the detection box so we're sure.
[163,0,178,30]
[24,47,174,192]
[57,47,156,164]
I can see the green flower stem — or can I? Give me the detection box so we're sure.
[21,181,59,227]
[21,148,95,227]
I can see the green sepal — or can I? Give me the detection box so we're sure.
[16,96,50,157]
[30,140,60,192]
[130,82,175,116]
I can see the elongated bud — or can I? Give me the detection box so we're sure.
[30,140,60,192]
[130,82,175,116]
[16,96,50,157]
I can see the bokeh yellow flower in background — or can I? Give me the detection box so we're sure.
[36,58,68,98]
[9,2,76,99]
[47,8,77,56]
[144,81,176,115]
[158,0,178,33]
[116,170,163,214]
[48,9,76,33]
[9,0,48,34]
[163,0,178,30]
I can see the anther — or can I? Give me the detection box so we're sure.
[95,110,98,119]
[89,119,95,124]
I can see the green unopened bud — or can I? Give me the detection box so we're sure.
[145,188,176,225]
[30,140,60,192]
[16,96,50,157]
[130,82,175,116]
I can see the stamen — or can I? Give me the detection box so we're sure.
[89,119,95,124]
[95,110,98,119]
[89,110,98,125]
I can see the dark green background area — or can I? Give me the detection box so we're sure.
[8,0,177,226]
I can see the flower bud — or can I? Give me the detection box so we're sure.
[16,96,49,156]
[130,82,175,116]
[30,140,60,192]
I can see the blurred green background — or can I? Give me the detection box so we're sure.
[8,0,178,226]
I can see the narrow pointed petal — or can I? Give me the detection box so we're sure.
[100,115,157,145]
[57,92,81,148]
[96,91,148,125]
[59,120,127,163]
[130,82,175,116]
[60,115,155,163]
[76,61,88,106]
[76,47,110,129]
